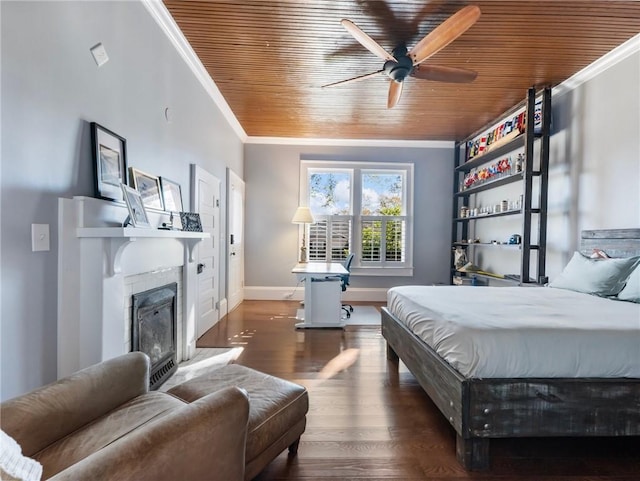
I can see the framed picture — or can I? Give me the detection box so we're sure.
[180,212,203,232]
[160,177,183,212]
[91,122,127,202]
[129,167,164,210]
[121,184,151,228]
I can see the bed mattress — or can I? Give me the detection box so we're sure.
[387,286,640,378]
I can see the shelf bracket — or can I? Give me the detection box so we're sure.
[185,238,204,263]
[107,237,136,277]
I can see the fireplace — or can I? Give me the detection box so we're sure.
[58,196,210,379]
[131,283,178,390]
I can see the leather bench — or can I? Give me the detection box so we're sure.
[167,364,309,481]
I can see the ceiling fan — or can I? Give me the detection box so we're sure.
[323,5,481,108]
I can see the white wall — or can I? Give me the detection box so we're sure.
[1,1,243,400]
[546,48,640,278]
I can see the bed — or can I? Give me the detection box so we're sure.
[381,229,640,470]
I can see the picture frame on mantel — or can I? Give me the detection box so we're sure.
[180,212,203,232]
[121,183,151,228]
[129,167,164,211]
[160,177,183,212]
[91,122,128,202]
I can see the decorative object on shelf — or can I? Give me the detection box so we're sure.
[515,153,524,173]
[291,206,315,263]
[120,183,151,228]
[91,122,128,202]
[179,212,203,232]
[508,234,522,245]
[129,168,164,210]
[160,177,183,212]
[461,156,514,190]
[533,99,543,134]
[160,212,183,231]
[453,247,467,270]
[466,110,526,162]
[486,129,521,154]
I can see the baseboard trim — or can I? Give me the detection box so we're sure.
[218,298,228,319]
[243,286,388,302]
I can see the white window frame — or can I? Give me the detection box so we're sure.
[300,160,414,277]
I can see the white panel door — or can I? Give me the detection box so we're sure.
[227,169,245,312]
[192,165,221,338]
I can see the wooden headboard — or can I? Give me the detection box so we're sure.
[580,229,640,258]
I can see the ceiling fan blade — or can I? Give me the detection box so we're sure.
[412,64,478,83]
[321,70,384,88]
[387,80,403,109]
[340,19,397,62]
[409,5,481,66]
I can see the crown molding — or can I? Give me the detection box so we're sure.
[141,0,247,142]
[244,136,454,148]
[553,33,639,97]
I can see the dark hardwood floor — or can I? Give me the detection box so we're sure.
[197,300,640,481]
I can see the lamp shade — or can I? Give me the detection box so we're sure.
[291,206,315,224]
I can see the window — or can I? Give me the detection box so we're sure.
[300,161,413,276]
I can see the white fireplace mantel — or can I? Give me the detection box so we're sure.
[76,227,208,276]
[57,196,208,379]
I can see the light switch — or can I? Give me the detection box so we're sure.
[90,42,109,67]
[32,224,50,252]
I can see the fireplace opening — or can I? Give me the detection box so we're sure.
[131,282,178,390]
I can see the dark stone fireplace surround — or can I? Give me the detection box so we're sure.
[131,282,178,390]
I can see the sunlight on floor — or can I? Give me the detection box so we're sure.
[159,347,244,391]
[296,348,360,390]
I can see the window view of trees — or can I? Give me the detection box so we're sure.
[309,171,351,215]
[361,172,404,262]
[307,168,406,264]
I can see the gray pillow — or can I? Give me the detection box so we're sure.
[548,251,640,296]
[617,265,640,303]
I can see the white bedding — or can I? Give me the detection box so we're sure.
[387,286,640,378]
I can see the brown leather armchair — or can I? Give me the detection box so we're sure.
[1,352,250,481]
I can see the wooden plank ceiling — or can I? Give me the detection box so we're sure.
[163,1,640,141]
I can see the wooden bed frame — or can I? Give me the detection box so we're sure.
[382,229,640,470]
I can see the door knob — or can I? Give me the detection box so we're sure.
[197,263,205,274]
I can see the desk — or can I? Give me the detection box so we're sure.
[292,262,348,328]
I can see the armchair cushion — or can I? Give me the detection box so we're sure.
[47,387,250,481]
[2,352,149,457]
[35,392,186,479]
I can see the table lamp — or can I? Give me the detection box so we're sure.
[291,206,315,263]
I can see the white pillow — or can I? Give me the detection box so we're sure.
[0,430,42,481]
[548,251,640,296]
[617,265,640,303]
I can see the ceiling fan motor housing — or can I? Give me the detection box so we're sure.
[384,54,413,82]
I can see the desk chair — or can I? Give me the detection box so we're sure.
[339,254,355,318]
